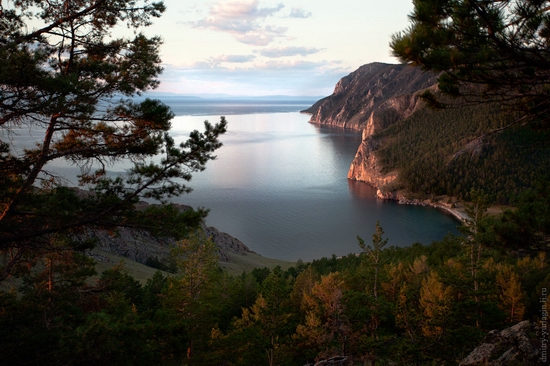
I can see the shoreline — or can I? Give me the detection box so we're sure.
[375,188,471,223]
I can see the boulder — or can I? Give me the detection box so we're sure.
[460,320,544,366]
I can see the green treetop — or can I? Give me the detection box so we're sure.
[390,0,550,122]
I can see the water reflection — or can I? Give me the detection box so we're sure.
[348,179,379,200]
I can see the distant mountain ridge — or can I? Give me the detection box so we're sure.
[139,92,324,101]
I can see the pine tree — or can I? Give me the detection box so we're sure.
[357,221,389,299]
[0,0,227,279]
[391,0,550,124]
[164,230,220,363]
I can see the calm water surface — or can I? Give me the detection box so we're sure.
[166,109,460,261]
[30,99,460,261]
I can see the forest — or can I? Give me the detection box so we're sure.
[374,102,550,204]
[1,191,549,365]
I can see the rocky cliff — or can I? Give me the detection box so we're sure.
[87,221,252,265]
[303,63,437,131]
[304,62,437,192]
[346,91,432,188]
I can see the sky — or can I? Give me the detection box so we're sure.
[142,0,415,97]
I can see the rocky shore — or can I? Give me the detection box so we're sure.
[375,189,470,222]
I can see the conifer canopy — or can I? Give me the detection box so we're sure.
[391,0,550,120]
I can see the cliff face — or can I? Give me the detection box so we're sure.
[304,62,437,192]
[303,63,437,131]
[347,90,431,187]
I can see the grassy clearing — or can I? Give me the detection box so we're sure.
[0,249,297,291]
[92,249,170,284]
[92,249,296,283]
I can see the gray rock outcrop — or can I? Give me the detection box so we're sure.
[82,203,252,265]
[202,224,252,262]
[85,226,172,264]
[451,136,486,162]
[460,320,544,366]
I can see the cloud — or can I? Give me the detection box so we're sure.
[210,0,283,19]
[254,60,336,71]
[189,0,286,46]
[211,54,256,63]
[233,26,287,46]
[258,46,322,58]
[288,7,312,18]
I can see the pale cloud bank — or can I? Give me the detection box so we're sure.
[153,0,414,96]
[288,7,312,18]
[258,46,322,58]
[158,60,348,96]
[211,54,257,63]
[189,0,288,46]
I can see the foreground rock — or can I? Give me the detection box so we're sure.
[459,320,544,366]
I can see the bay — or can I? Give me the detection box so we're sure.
[25,98,461,262]
[164,105,461,262]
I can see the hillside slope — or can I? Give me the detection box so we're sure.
[305,62,550,203]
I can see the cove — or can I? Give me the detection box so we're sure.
[166,109,461,262]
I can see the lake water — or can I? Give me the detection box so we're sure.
[14,98,460,261]
[159,99,461,261]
